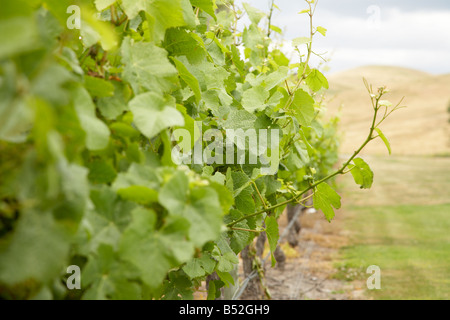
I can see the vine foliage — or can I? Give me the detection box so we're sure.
[0,0,399,299]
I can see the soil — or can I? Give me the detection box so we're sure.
[260,209,367,300]
[194,206,368,300]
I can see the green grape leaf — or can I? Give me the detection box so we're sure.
[178,56,230,92]
[182,259,206,279]
[0,16,39,60]
[270,25,282,34]
[215,270,235,287]
[89,186,135,230]
[235,184,256,214]
[158,170,189,213]
[183,185,224,245]
[265,216,279,267]
[215,252,239,273]
[230,172,255,214]
[121,0,195,41]
[121,37,178,95]
[97,82,129,120]
[228,210,253,254]
[271,49,290,67]
[350,157,374,189]
[263,67,290,90]
[291,89,315,127]
[231,45,245,77]
[77,210,122,254]
[208,182,234,215]
[82,245,117,300]
[159,171,223,247]
[313,183,342,222]
[119,208,194,289]
[164,28,207,65]
[162,270,194,300]
[0,98,33,144]
[211,240,239,274]
[31,64,75,105]
[245,67,289,90]
[242,85,269,113]
[222,109,257,130]
[182,254,216,279]
[54,161,91,224]
[0,211,70,286]
[306,69,329,92]
[379,100,392,107]
[95,0,116,11]
[112,163,160,191]
[82,244,142,300]
[77,187,133,256]
[110,122,140,140]
[112,163,160,204]
[117,186,158,205]
[80,5,118,51]
[375,128,392,155]
[73,86,110,151]
[190,0,217,19]
[172,57,202,103]
[129,92,184,139]
[84,76,114,98]
[243,2,265,25]
[207,280,218,300]
[316,26,327,36]
[87,160,117,184]
[292,37,311,47]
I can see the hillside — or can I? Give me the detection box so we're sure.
[326,66,450,156]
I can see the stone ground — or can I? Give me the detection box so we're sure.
[194,205,368,301]
[261,210,367,300]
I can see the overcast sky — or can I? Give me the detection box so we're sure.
[238,0,450,74]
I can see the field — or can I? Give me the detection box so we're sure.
[327,66,450,300]
[261,67,450,300]
[327,66,450,156]
[338,156,450,299]
[262,155,450,300]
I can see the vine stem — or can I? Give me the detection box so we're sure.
[230,1,240,46]
[227,98,381,228]
[284,0,316,111]
[230,227,262,233]
[292,190,314,205]
[267,0,275,38]
[110,5,117,25]
[252,181,268,209]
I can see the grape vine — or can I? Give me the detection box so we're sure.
[0,0,400,300]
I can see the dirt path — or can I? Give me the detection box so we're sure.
[263,209,366,300]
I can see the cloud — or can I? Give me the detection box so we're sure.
[311,8,450,73]
[237,1,450,74]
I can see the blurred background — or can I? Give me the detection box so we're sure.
[237,0,450,299]
[240,0,450,155]
[242,0,450,74]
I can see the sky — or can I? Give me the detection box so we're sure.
[238,0,450,74]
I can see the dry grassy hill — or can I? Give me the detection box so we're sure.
[325,66,450,156]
